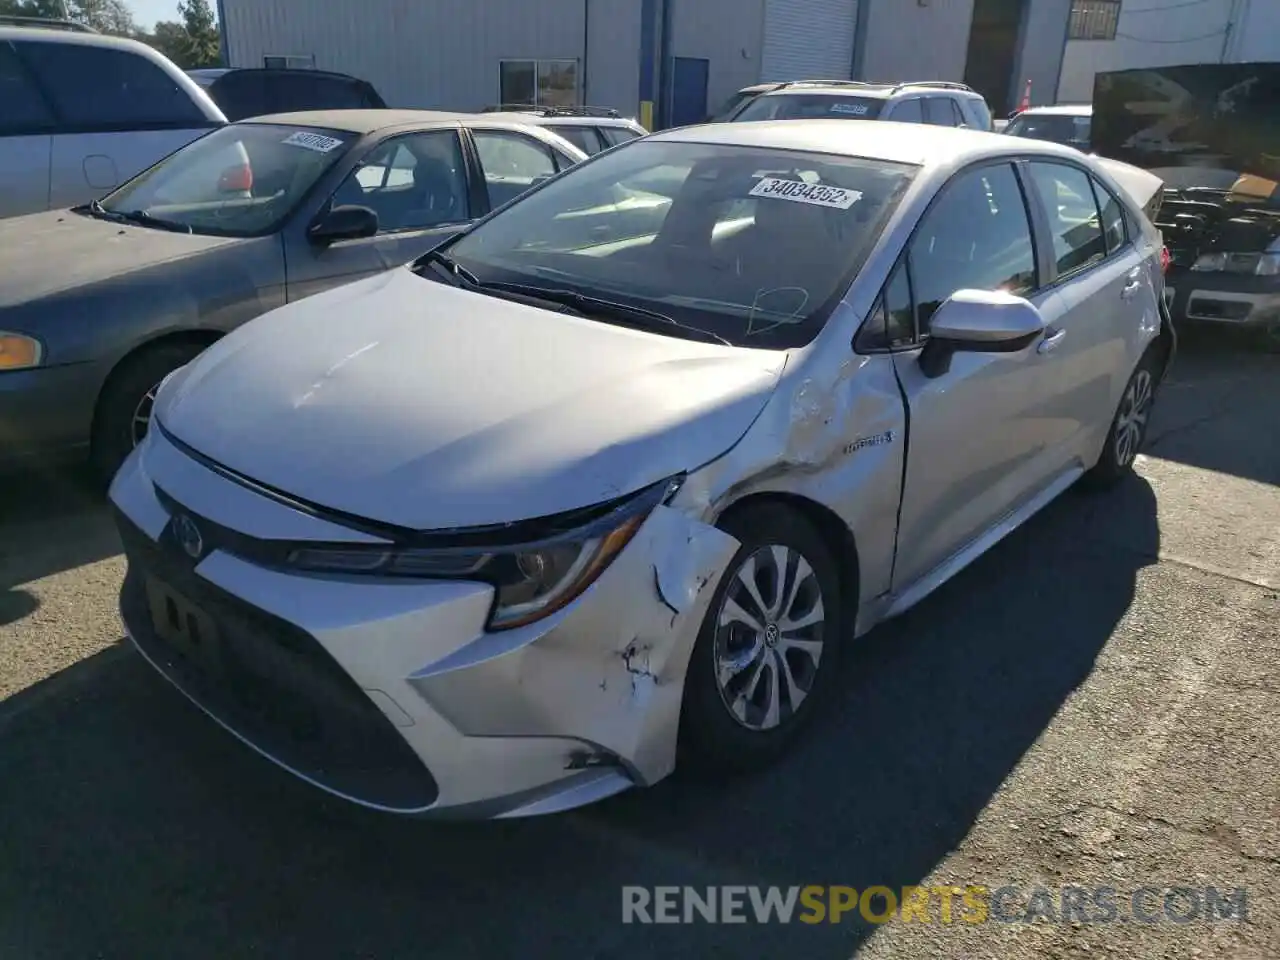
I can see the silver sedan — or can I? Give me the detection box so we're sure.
[109,119,1174,818]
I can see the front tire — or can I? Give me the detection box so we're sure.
[680,504,844,775]
[1083,351,1159,489]
[91,342,206,485]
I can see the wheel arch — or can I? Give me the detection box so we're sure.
[90,328,224,434]
[713,491,862,635]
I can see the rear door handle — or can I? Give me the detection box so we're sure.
[1121,267,1143,299]
[1037,327,1066,355]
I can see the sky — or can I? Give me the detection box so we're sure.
[128,0,183,31]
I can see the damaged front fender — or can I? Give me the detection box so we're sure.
[407,505,740,786]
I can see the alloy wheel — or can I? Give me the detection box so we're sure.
[130,382,160,448]
[1114,368,1153,468]
[711,544,826,732]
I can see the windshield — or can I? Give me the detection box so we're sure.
[733,94,885,122]
[434,139,917,348]
[1005,113,1092,150]
[99,122,354,237]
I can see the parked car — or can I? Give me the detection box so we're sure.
[725,80,994,131]
[187,67,388,121]
[0,18,226,220]
[478,105,646,155]
[1093,62,1280,350]
[109,119,1174,818]
[0,110,587,480]
[1003,104,1092,152]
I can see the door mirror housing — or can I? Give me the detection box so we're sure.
[919,289,1046,378]
[309,204,379,245]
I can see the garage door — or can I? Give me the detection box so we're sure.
[760,0,858,83]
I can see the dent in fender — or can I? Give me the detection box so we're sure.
[407,505,740,785]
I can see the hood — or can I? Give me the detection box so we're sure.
[0,210,242,308]
[157,268,787,530]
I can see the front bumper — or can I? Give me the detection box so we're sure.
[109,428,738,818]
[1165,269,1280,329]
[0,361,101,467]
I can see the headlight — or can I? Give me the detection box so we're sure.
[0,333,42,371]
[284,475,683,630]
[1190,252,1280,276]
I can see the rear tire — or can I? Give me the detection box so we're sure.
[90,342,207,485]
[679,504,844,776]
[1082,350,1160,490]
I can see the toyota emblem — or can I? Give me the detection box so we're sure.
[172,513,203,560]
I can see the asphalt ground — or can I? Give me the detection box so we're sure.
[1,333,1276,959]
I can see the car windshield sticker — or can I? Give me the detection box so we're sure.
[281,131,345,153]
[749,177,862,209]
[830,103,870,116]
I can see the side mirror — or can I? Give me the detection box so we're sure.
[918,289,1046,378]
[309,204,378,245]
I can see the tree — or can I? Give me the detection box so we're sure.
[145,0,219,69]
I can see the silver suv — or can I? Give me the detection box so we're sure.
[0,18,225,219]
[727,80,994,131]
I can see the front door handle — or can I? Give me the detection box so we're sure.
[1037,327,1067,355]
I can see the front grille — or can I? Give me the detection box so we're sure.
[115,508,440,812]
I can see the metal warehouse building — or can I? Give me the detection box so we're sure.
[216,0,1077,127]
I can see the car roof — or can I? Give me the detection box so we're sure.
[478,111,641,127]
[754,81,980,101]
[1017,104,1093,117]
[652,119,1087,169]
[243,108,481,134]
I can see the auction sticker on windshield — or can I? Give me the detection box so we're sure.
[749,177,862,209]
[830,103,871,116]
[282,131,345,153]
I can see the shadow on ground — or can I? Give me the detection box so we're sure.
[0,462,119,625]
[0,473,1160,959]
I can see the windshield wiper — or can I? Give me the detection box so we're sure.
[417,248,480,286]
[78,200,192,233]
[472,281,733,346]
[79,199,129,223]
[112,209,193,234]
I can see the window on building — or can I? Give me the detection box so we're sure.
[1068,0,1122,41]
[498,59,578,107]
[264,55,316,69]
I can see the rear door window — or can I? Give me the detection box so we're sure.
[16,41,207,129]
[1090,176,1128,253]
[601,126,641,146]
[923,97,960,127]
[472,130,558,208]
[550,124,606,155]
[1025,161,1107,278]
[887,98,924,123]
[0,42,56,135]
